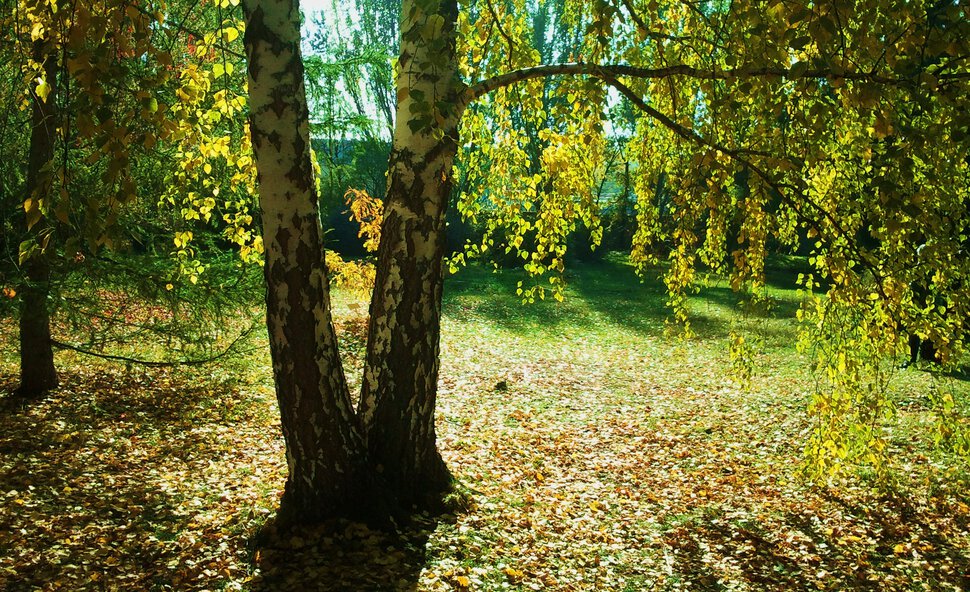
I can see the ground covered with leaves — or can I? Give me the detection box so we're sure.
[1,259,968,590]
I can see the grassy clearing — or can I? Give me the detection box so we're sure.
[1,256,968,591]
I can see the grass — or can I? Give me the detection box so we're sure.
[1,255,969,591]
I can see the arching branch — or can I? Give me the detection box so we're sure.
[464,61,968,104]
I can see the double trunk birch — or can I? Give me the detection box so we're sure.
[244,0,467,522]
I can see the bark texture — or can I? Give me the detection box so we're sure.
[242,0,379,524]
[17,41,59,398]
[358,0,465,509]
[18,259,56,397]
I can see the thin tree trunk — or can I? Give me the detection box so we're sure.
[17,40,59,398]
[18,258,56,396]
[242,0,382,525]
[358,0,464,510]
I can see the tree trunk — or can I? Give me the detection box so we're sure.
[17,40,59,398]
[242,0,381,525]
[358,0,465,510]
[18,258,56,397]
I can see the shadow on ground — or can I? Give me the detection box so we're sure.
[0,367,281,590]
[661,490,970,591]
[248,514,446,591]
[444,257,805,341]
[0,365,451,592]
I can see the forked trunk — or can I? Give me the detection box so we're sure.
[244,0,468,523]
[17,41,58,398]
[242,0,381,524]
[358,0,465,510]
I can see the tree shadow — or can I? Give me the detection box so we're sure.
[821,489,970,587]
[663,516,821,591]
[660,491,970,591]
[944,364,970,381]
[443,258,804,343]
[443,259,671,338]
[443,266,582,334]
[904,362,970,383]
[0,367,275,590]
[248,513,447,591]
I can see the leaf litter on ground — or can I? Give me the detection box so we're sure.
[1,260,968,591]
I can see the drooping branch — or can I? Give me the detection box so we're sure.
[463,56,907,302]
[50,322,260,368]
[601,74,893,306]
[599,75,792,189]
[483,0,516,70]
[616,0,648,33]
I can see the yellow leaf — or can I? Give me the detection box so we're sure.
[35,78,50,101]
[893,543,906,555]
[26,207,42,230]
[223,27,239,43]
[455,575,470,587]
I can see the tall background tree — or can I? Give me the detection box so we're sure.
[303,0,400,255]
